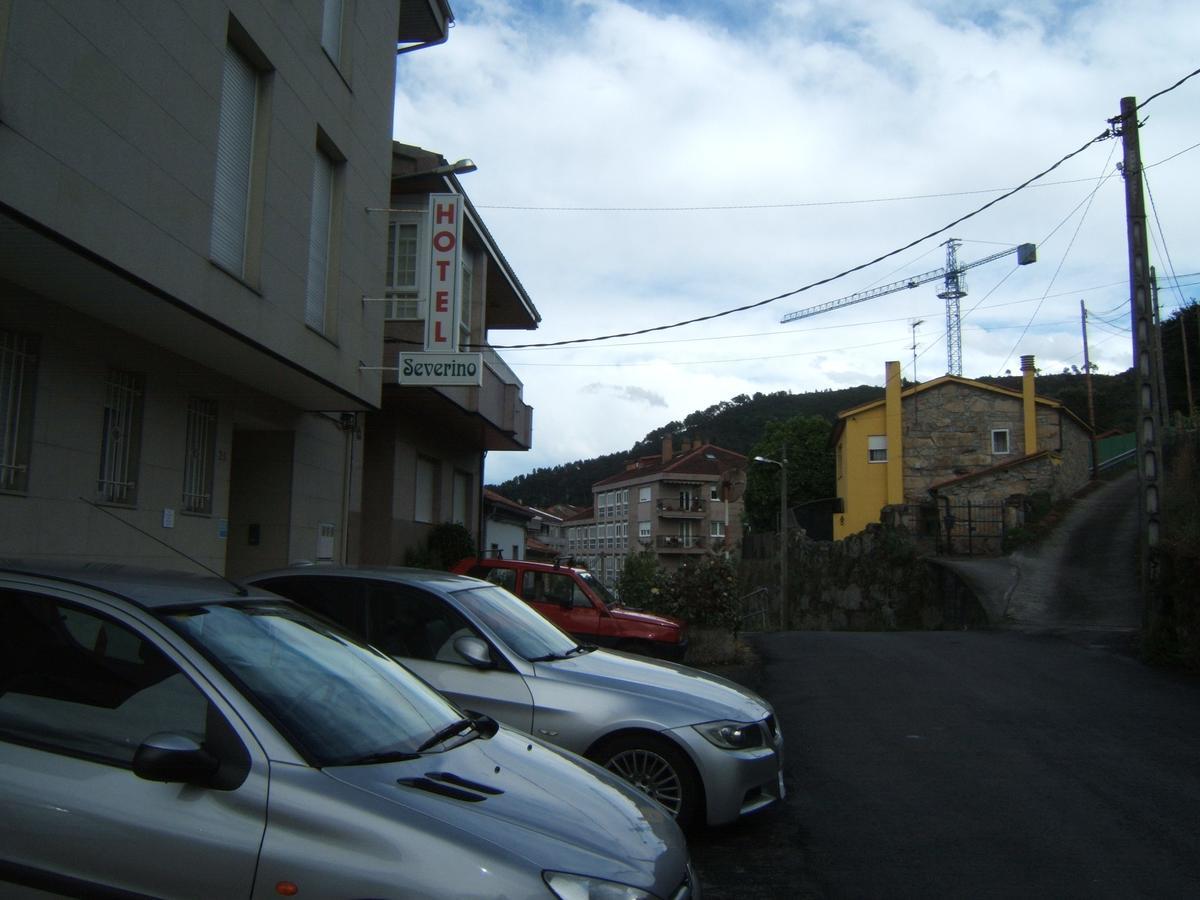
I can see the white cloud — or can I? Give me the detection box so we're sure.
[396,0,1200,484]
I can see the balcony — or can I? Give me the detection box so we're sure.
[657,497,706,518]
[382,335,533,451]
[655,534,707,553]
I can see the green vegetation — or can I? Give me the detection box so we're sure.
[493,372,1138,508]
[743,415,834,532]
[404,522,476,570]
[618,553,741,631]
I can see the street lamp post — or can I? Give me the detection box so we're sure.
[753,443,788,631]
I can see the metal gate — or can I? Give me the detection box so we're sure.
[939,499,1006,557]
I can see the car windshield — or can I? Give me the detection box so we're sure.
[578,571,618,608]
[163,601,468,767]
[452,585,581,661]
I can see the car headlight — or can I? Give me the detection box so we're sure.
[694,719,765,750]
[543,871,655,900]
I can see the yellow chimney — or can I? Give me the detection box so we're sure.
[885,361,904,505]
[1021,355,1037,454]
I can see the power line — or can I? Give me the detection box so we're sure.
[995,139,1117,374]
[472,141,1197,214]
[485,128,1114,350]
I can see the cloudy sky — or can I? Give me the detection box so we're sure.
[393,0,1199,485]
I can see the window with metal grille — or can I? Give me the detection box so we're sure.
[991,429,1011,455]
[98,371,144,505]
[182,398,217,514]
[384,219,423,320]
[0,330,39,494]
[305,148,336,332]
[210,42,259,275]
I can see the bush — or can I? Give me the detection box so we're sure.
[632,555,741,632]
[404,522,476,570]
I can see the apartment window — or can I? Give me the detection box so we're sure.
[384,219,422,320]
[638,520,650,540]
[320,0,344,65]
[182,398,217,514]
[452,470,471,525]
[210,41,261,276]
[710,520,725,539]
[305,147,337,332]
[991,429,1011,455]
[414,455,436,523]
[638,486,651,503]
[867,435,888,463]
[709,484,720,502]
[98,371,144,505]
[0,331,38,494]
[460,254,474,346]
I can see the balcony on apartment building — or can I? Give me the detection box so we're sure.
[381,144,540,451]
[655,534,708,553]
[381,325,533,451]
[656,495,706,517]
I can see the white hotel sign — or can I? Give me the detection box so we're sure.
[425,193,462,352]
[397,351,483,387]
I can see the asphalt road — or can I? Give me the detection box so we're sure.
[689,630,1200,899]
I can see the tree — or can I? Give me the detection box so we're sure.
[744,416,835,532]
[617,551,663,610]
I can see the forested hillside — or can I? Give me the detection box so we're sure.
[493,370,1137,508]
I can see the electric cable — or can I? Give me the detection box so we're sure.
[483,129,1114,350]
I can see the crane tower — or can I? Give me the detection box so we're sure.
[781,239,1037,376]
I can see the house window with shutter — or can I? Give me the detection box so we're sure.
[210,41,264,278]
[867,435,888,463]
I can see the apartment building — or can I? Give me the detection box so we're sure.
[0,0,452,573]
[565,438,746,584]
[358,144,539,563]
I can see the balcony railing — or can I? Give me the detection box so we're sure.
[655,534,707,552]
[657,497,706,516]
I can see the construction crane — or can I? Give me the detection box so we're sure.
[781,239,1037,376]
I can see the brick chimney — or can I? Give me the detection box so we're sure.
[1021,355,1037,454]
[661,435,673,463]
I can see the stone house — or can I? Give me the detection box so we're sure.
[832,356,1092,550]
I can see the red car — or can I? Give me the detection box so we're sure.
[451,557,688,661]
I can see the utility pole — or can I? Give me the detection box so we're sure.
[1081,300,1098,478]
[779,442,788,632]
[1181,308,1196,416]
[1151,268,1170,425]
[1114,95,1165,624]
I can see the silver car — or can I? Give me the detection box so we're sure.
[248,567,785,828]
[0,562,695,899]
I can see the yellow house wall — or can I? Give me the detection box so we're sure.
[834,405,889,539]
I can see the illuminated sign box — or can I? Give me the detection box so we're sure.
[397,351,483,386]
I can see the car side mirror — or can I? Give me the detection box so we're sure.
[133,732,220,786]
[454,635,493,668]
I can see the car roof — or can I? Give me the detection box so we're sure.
[0,559,281,610]
[245,565,487,591]
[468,558,585,574]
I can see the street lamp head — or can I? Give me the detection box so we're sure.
[444,158,478,176]
[753,455,780,467]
